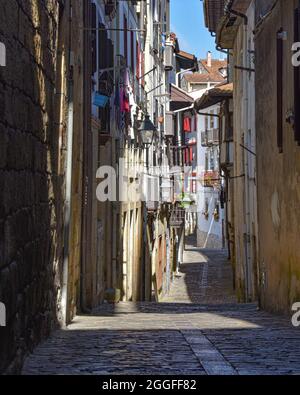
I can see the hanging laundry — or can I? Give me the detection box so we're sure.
[120,87,130,113]
[183,116,191,132]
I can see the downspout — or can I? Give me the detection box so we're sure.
[62,0,74,326]
[216,45,228,56]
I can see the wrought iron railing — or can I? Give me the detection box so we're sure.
[201,128,219,146]
[170,207,185,227]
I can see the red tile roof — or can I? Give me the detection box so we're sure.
[203,0,226,33]
[184,59,227,84]
[177,50,195,61]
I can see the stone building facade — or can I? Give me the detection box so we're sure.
[0,0,84,373]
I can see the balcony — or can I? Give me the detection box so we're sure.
[170,207,185,227]
[146,201,159,212]
[161,177,174,204]
[144,174,160,212]
[201,128,219,147]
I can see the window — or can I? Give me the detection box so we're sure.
[160,104,164,131]
[210,111,214,129]
[98,22,114,132]
[194,114,198,131]
[136,41,140,80]
[154,99,159,127]
[192,178,196,194]
[210,150,215,171]
[214,200,220,220]
[204,198,209,214]
[130,30,134,71]
[205,116,208,130]
[205,152,209,171]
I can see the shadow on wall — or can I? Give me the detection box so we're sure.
[0,0,68,373]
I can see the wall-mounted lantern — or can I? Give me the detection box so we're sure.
[138,114,157,147]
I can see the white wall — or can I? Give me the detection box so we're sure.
[196,104,224,247]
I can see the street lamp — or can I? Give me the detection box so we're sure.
[138,114,157,169]
[138,114,157,145]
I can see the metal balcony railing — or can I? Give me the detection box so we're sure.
[170,207,185,227]
[201,128,219,147]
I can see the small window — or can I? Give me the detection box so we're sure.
[205,116,209,130]
[210,111,214,129]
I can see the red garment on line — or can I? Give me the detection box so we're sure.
[183,117,191,132]
[120,87,130,112]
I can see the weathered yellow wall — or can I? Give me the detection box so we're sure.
[256,0,300,313]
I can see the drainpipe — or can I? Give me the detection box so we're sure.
[216,45,229,56]
[176,67,196,88]
[62,0,74,326]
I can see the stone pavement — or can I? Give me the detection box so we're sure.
[22,238,300,375]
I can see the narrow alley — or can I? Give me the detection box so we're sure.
[2,0,300,379]
[22,238,300,375]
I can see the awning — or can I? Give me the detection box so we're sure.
[170,84,194,112]
[176,50,198,70]
[194,83,233,111]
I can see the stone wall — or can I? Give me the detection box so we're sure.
[0,0,75,373]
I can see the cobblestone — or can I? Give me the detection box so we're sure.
[22,239,300,375]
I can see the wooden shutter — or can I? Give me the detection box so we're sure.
[276,28,283,153]
[294,5,300,144]
[141,51,145,87]
[130,30,134,71]
[124,16,128,65]
[98,23,106,70]
[136,41,140,80]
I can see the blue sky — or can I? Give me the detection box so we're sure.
[170,0,223,60]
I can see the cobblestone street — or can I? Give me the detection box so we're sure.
[22,239,300,375]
